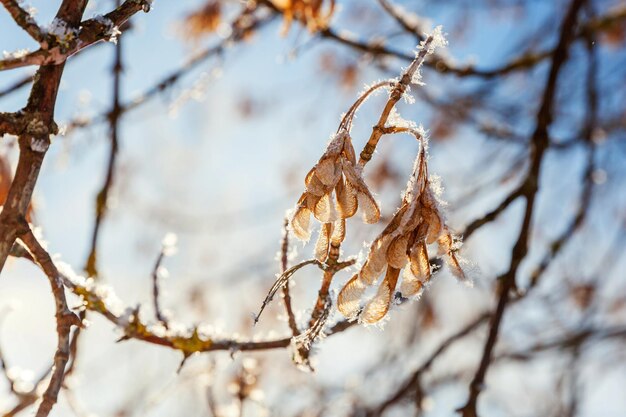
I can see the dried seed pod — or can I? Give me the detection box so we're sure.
[314,223,332,262]
[361,267,400,324]
[290,130,380,245]
[337,140,466,323]
[337,274,367,319]
[291,205,311,240]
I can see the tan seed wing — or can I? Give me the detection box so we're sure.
[361,267,400,323]
[330,218,345,246]
[400,267,424,297]
[386,234,410,269]
[335,178,358,218]
[314,222,332,262]
[337,274,367,319]
[409,240,431,283]
[313,193,336,223]
[291,206,311,240]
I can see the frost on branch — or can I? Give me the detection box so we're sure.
[410,25,447,86]
[45,18,78,49]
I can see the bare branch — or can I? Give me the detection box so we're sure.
[19,229,81,417]
[459,1,586,415]
[279,218,300,337]
[0,0,46,43]
[0,0,151,71]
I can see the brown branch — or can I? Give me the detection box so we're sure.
[358,35,436,165]
[279,218,300,337]
[151,244,170,329]
[314,5,625,78]
[0,0,151,71]
[19,229,81,417]
[458,1,586,415]
[377,0,424,40]
[369,312,490,416]
[498,325,626,362]
[84,13,124,277]
[255,259,322,325]
[0,0,46,43]
[0,0,150,275]
[60,7,272,138]
[528,20,599,290]
[463,186,525,240]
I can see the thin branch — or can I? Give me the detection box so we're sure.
[61,7,272,138]
[151,246,170,329]
[369,312,490,416]
[84,12,124,277]
[255,259,322,324]
[358,34,436,165]
[0,0,149,275]
[279,218,300,337]
[19,229,81,417]
[314,5,625,78]
[458,1,586,415]
[528,17,599,290]
[377,0,425,41]
[0,0,46,43]
[0,0,152,71]
[463,186,525,240]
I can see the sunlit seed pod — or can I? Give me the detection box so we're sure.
[400,267,424,297]
[437,232,453,256]
[337,274,367,318]
[358,191,380,224]
[425,209,443,244]
[361,267,400,323]
[314,223,332,262]
[386,234,410,269]
[360,238,390,285]
[305,173,327,197]
[335,178,358,218]
[330,218,346,246]
[409,240,431,282]
[315,158,339,187]
[303,193,321,211]
[313,192,337,223]
[343,139,357,164]
[291,206,311,240]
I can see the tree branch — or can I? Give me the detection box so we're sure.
[0,0,46,44]
[458,0,586,415]
[19,229,81,417]
[0,0,151,71]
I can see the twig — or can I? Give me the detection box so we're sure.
[279,218,300,336]
[255,259,322,325]
[377,0,425,40]
[84,4,124,277]
[60,7,273,138]
[463,186,524,240]
[151,245,170,328]
[0,0,46,43]
[358,34,436,165]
